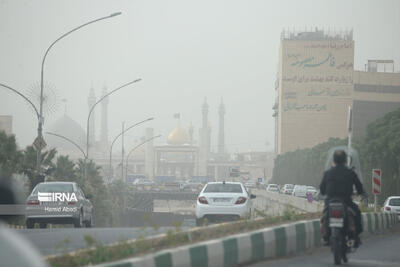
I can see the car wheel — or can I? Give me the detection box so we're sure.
[39,222,47,229]
[74,210,83,228]
[26,219,34,229]
[85,217,92,228]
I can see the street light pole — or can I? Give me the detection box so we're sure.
[121,122,125,180]
[37,12,122,175]
[85,79,142,180]
[0,83,40,120]
[45,132,86,159]
[108,117,154,182]
[125,135,161,182]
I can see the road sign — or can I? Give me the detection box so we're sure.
[307,193,313,203]
[33,136,47,151]
[372,169,382,195]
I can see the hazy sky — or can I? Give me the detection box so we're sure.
[1,0,399,153]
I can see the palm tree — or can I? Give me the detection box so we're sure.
[52,155,77,182]
[20,146,56,191]
[0,131,22,182]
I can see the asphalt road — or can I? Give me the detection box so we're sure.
[248,229,400,267]
[16,226,186,256]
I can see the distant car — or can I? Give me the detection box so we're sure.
[195,182,256,225]
[133,178,154,186]
[280,184,294,195]
[306,186,318,197]
[292,185,308,198]
[382,196,400,218]
[25,182,93,229]
[244,181,257,189]
[266,184,279,192]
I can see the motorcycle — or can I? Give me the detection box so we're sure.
[322,146,363,265]
[325,198,356,265]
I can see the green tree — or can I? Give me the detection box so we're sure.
[358,108,400,203]
[271,138,347,186]
[52,155,77,182]
[20,146,57,191]
[75,159,111,226]
[0,131,22,181]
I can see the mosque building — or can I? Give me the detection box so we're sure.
[46,88,274,183]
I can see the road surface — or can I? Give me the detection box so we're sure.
[248,228,400,267]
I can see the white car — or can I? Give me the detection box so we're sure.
[306,186,318,197]
[244,181,257,189]
[266,184,279,192]
[195,182,256,225]
[292,185,307,198]
[382,196,400,218]
[280,184,294,195]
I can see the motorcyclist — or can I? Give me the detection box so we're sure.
[319,149,365,247]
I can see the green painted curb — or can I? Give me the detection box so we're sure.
[250,232,265,261]
[223,237,238,267]
[155,252,172,267]
[295,223,306,253]
[274,227,287,257]
[189,245,208,267]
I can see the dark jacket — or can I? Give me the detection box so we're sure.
[320,165,364,201]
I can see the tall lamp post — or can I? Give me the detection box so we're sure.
[0,83,40,121]
[37,12,122,175]
[45,132,86,159]
[86,79,142,179]
[108,117,154,181]
[125,134,161,182]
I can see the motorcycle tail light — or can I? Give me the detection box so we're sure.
[385,206,391,211]
[235,197,247,204]
[27,199,40,205]
[198,196,208,204]
[330,209,343,218]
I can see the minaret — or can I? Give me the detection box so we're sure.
[218,98,225,154]
[87,87,96,146]
[188,122,194,145]
[199,98,210,176]
[202,98,209,129]
[100,86,109,152]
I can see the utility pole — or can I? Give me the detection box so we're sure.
[121,122,125,180]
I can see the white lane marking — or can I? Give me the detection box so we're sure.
[350,259,400,266]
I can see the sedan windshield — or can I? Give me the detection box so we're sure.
[33,183,74,194]
[204,184,243,193]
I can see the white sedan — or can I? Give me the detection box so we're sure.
[266,184,279,192]
[382,196,400,219]
[195,182,256,225]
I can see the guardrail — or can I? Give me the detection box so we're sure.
[7,224,25,229]
[94,212,398,267]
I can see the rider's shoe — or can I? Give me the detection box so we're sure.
[343,254,348,263]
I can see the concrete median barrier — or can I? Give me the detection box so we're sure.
[253,189,323,213]
[93,212,398,267]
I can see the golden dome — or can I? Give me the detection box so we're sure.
[167,127,190,145]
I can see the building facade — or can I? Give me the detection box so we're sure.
[275,29,400,154]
